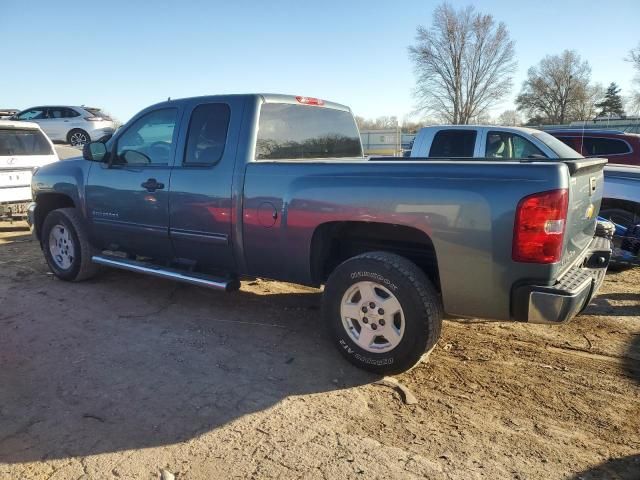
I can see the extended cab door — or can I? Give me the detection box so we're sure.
[85,106,180,259]
[167,97,244,272]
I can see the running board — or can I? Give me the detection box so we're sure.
[91,255,240,292]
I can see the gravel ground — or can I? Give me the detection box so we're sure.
[54,145,82,161]
[0,224,638,480]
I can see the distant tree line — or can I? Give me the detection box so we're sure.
[256,134,361,159]
[404,2,639,126]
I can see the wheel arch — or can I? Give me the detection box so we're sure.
[310,221,441,292]
[34,193,75,241]
[600,197,640,225]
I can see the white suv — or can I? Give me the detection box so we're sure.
[13,105,116,146]
[0,120,59,220]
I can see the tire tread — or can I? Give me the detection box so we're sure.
[323,251,443,374]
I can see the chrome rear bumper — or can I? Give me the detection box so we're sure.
[512,236,610,324]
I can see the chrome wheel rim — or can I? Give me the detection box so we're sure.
[70,132,88,146]
[48,224,75,270]
[340,281,405,353]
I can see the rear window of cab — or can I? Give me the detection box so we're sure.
[255,103,362,160]
[0,128,53,156]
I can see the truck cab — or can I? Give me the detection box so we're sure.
[410,125,581,160]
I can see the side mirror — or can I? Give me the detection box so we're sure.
[83,142,108,162]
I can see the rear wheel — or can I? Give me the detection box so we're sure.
[42,208,99,281]
[323,251,442,374]
[67,129,90,147]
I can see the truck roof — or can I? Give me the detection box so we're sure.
[0,119,41,129]
[422,125,543,134]
[148,93,352,113]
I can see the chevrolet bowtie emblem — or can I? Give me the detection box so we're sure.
[586,204,595,219]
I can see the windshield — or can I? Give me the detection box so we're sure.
[0,128,53,156]
[256,103,362,160]
[532,131,583,159]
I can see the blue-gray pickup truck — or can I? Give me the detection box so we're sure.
[29,94,611,373]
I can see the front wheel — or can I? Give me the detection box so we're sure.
[323,251,443,374]
[42,208,99,281]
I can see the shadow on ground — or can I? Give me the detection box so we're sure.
[0,250,377,463]
[570,454,640,480]
[588,292,640,317]
[0,225,30,234]
[624,334,640,385]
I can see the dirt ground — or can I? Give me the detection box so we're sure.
[0,224,638,480]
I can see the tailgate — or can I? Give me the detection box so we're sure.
[0,168,32,188]
[561,158,607,273]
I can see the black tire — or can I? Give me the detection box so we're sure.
[599,208,638,229]
[67,129,90,147]
[323,251,443,375]
[621,224,640,256]
[41,208,100,281]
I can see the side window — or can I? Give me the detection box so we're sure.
[116,108,177,165]
[63,108,81,118]
[485,131,546,159]
[556,137,576,149]
[429,130,477,158]
[512,135,546,158]
[17,108,46,120]
[183,103,230,166]
[47,107,65,119]
[582,137,630,156]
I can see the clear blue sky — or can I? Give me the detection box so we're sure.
[1,0,638,123]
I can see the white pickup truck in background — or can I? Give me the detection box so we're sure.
[0,120,59,221]
[409,125,583,160]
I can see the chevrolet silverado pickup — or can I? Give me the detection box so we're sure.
[29,95,610,373]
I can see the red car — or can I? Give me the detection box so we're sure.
[548,129,640,166]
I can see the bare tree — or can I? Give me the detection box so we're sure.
[355,115,399,130]
[516,50,592,124]
[409,3,516,124]
[497,109,521,126]
[627,43,640,112]
[570,83,605,121]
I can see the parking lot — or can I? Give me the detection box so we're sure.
[0,224,637,479]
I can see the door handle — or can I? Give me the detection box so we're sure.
[141,178,165,192]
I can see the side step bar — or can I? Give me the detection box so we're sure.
[91,255,240,292]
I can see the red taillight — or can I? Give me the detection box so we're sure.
[512,189,568,264]
[84,116,104,121]
[295,96,324,106]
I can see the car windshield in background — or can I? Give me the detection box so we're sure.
[85,107,112,120]
[256,103,362,160]
[0,128,53,156]
[532,131,583,159]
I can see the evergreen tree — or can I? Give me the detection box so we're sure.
[596,82,625,117]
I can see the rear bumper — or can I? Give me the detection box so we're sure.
[0,200,31,221]
[87,126,115,141]
[512,236,611,324]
